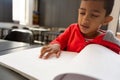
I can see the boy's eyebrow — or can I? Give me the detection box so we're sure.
[92,10,101,13]
[79,8,86,10]
[79,8,101,13]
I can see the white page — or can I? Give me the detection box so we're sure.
[0,44,120,80]
[68,44,120,80]
[0,47,77,80]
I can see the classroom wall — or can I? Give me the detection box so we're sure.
[39,0,80,28]
[0,0,12,22]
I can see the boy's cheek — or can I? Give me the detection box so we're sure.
[78,17,82,24]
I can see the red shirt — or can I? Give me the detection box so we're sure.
[51,23,120,54]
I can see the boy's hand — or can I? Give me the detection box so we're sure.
[39,44,61,59]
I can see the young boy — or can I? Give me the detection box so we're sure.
[40,0,120,59]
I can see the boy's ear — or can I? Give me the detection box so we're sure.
[102,16,113,26]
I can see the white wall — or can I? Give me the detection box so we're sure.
[108,0,120,35]
[25,0,34,25]
[12,0,20,21]
[12,0,34,25]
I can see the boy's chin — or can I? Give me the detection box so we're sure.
[80,30,89,34]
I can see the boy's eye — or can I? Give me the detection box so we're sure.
[80,12,85,15]
[91,14,99,17]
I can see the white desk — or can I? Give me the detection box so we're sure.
[0,22,50,39]
[0,22,19,29]
[0,22,51,44]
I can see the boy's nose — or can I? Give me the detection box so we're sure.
[82,19,89,24]
[82,15,90,24]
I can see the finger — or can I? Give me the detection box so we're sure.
[41,47,51,54]
[39,52,45,58]
[41,46,49,53]
[40,47,51,58]
[56,51,61,58]
[43,52,53,59]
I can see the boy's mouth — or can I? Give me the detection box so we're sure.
[80,25,90,29]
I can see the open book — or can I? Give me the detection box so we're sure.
[0,44,120,80]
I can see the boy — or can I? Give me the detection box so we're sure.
[40,0,120,59]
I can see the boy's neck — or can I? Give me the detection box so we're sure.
[82,31,101,39]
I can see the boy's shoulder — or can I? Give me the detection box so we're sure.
[103,30,120,46]
[69,23,79,27]
[65,23,79,30]
[68,23,80,29]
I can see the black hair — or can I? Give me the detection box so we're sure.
[81,0,114,16]
[104,0,114,16]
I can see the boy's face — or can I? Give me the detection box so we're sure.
[78,0,112,37]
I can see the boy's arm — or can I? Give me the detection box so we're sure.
[50,24,73,50]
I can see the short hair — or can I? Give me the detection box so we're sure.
[104,0,114,16]
[81,0,114,16]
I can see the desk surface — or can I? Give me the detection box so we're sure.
[0,22,19,29]
[0,39,41,80]
[0,22,49,31]
[0,39,29,51]
[0,39,30,80]
[0,39,30,55]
